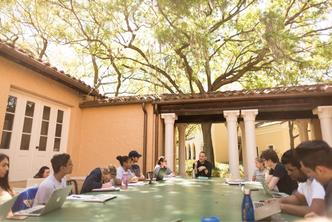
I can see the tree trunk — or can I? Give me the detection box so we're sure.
[288,121,295,149]
[201,122,215,168]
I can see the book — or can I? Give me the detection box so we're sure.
[92,187,120,192]
[128,181,146,186]
[67,194,117,203]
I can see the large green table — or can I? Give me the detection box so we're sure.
[11,178,300,222]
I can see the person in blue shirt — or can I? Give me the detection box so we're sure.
[81,165,117,193]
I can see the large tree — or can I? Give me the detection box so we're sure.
[1,0,331,164]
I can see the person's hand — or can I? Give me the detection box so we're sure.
[305,212,319,218]
[140,175,145,180]
[264,198,278,204]
[130,176,139,183]
[198,166,206,172]
[102,182,112,188]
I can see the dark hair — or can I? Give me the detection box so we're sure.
[0,153,11,192]
[295,140,332,170]
[51,153,71,173]
[34,166,50,178]
[199,151,206,155]
[157,156,166,165]
[281,149,301,169]
[116,155,130,166]
[260,149,279,163]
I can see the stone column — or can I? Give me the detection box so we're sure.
[242,109,258,181]
[313,106,332,147]
[223,110,240,179]
[309,119,322,140]
[177,124,187,176]
[294,119,309,142]
[239,122,248,179]
[161,113,177,171]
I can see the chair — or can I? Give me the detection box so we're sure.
[67,179,78,194]
[11,186,38,213]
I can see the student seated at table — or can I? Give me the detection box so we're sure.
[193,151,212,178]
[277,149,325,217]
[80,165,117,193]
[252,157,267,182]
[0,153,14,205]
[260,149,298,195]
[115,156,138,185]
[128,150,145,181]
[33,166,50,179]
[154,156,173,179]
[33,153,73,206]
[296,140,332,218]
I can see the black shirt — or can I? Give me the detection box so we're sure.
[81,168,103,194]
[130,164,141,177]
[325,179,332,216]
[269,163,298,195]
[194,160,212,177]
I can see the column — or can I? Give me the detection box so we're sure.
[239,122,248,179]
[313,106,332,146]
[223,110,240,179]
[309,119,322,140]
[294,119,309,142]
[242,109,258,181]
[161,113,177,171]
[177,124,187,176]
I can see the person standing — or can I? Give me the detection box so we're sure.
[193,151,212,178]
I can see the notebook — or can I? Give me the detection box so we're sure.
[67,194,117,203]
[14,186,72,217]
[253,200,281,220]
[92,187,120,192]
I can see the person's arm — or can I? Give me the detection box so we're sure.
[279,192,305,205]
[280,199,325,217]
[268,176,279,190]
[252,175,256,181]
[33,185,53,206]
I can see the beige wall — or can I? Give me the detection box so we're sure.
[0,57,83,177]
[211,123,229,163]
[78,104,155,176]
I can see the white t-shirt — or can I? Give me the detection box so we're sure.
[116,166,135,180]
[33,175,66,206]
[297,178,325,206]
[0,190,12,205]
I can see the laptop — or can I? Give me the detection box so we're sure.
[261,181,289,198]
[0,196,18,220]
[14,186,72,217]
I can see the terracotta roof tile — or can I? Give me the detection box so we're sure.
[0,40,101,97]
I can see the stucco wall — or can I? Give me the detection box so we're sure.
[0,57,83,178]
[77,103,155,176]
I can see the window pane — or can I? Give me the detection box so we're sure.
[57,110,64,123]
[55,124,62,137]
[3,113,14,131]
[6,96,17,113]
[43,106,51,120]
[23,117,33,133]
[38,136,47,151]
[40,121,49,135]
[25,101,35,117]
[0,131,11,149]
[20,134,30,150]
[54,138,60,151]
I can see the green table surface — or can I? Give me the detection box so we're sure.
[9,178,301,222]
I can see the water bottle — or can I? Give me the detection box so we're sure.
[122,172,128,190]
[241,188,255,222]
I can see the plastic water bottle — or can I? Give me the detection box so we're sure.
[241,188,255,222]
[122,172,128,190]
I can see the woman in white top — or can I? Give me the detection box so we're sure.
[0,153,14,205]
[115,155,138,185]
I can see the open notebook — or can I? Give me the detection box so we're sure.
[67,194,117,203]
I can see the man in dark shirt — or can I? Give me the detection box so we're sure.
[260,149,298,195]
[193,151,212,178]
[128,150,144,179]
[295,140,332,217]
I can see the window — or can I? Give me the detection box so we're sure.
[20,101,35,150]
[0,96,17,149]
[54,110,64,151]
[38,106,50,151]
